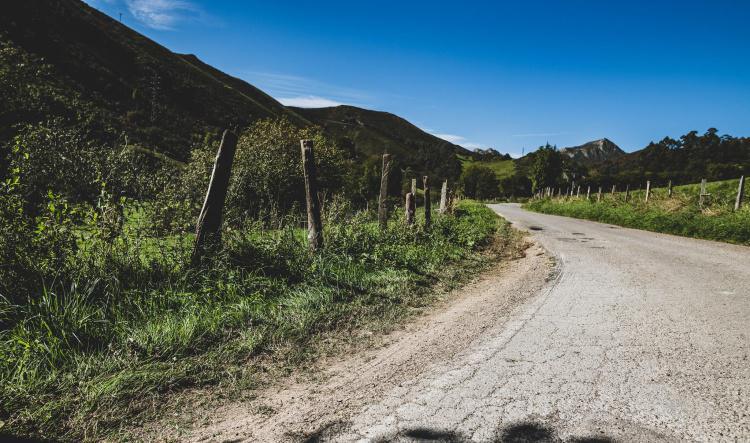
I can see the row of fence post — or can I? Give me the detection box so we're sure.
[191,133,453,263]
[533,175,746,211]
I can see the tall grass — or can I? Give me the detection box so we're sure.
[525,178,750,244]
[0,200,515,441]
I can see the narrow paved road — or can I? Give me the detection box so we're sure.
[185,204,749,442]
[332,204,750,441]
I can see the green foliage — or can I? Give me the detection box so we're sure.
[152,119,348,232]
[525,178,750,244]
[528,144,563,192]
[0,196,509,441]
[460,164,501,200]
[592,128,750,187]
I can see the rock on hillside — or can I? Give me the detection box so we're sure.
[560,138,625,165]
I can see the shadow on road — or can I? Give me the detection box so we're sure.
[301,420,616,442]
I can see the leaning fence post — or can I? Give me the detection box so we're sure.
[405,192,415,225]
[735,176,745,211]
[301,139,324,251]
[191,130,238,266]
[423,176,431,228]
[439,179,448,214]
[378,153,391,229]
[645,180,651,203]
[597,186,602,202]
[668,180,673,198]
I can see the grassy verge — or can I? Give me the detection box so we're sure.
[1,200,519,442]
[525,178,750,245]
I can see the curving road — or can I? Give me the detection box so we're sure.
[186,204,750,442]
[332,204,750,442]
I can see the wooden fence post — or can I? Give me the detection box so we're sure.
[411,178,417,200]
[597,186,602,202]
[378,153,391,229]
[439,179,448,214]
[423,176,431,228]
[668,180,673,198]
[576,185,580,198]
[611,184,616,195]
[699,178,707,208]
[586,186,591,200]
[735,176,745,211]
[625,184,630,202]
[645,180,651,203]
[405,192,415,225]
[191,130,238,266]
[301,139,324,251]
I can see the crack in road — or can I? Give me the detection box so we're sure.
[177,204,749,442]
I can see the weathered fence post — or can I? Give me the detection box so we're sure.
[301,139,324,251]
[570,182,575,197]
[611,184,616,195]
[668,180,673,198]
[439,179,448,214]
[699,178,707,208]
[597,186,602,202]
[645,180,651,203]
[423,176,431,228]
[735,176,745,211]
[191,130,238,266]
[586,186,591,200]
[405,192,416,225]
[378,153,391,229]
[576,185,580,198]
[625,184,630,202]
[411,178,417,200]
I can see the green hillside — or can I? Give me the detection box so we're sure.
[1,0,465,180]
[1,0,308,161]
[294,105,467,181]
[458,154,516,180]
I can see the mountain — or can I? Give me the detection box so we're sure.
[560,138,625,165]
[0,0,310,161]
[0,0,466,181]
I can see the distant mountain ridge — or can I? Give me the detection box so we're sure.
[560,138,625,165]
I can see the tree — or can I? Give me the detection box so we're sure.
[528,144,563,192]
[460,164,500,199]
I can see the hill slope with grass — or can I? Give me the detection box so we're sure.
[1,0,468,180]
[1,0,308,160]
[293,105,468,180]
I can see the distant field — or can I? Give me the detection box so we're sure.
[457,154,516,180]
[525,177,750,245]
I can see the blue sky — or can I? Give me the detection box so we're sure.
[86,0,750,156]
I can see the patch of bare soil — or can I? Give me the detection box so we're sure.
[138,241,551,442]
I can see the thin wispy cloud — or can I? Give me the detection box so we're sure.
[428,132,485,149]
[126,0,202,30]
[84,0,211,30]
[433,133,465,144]
[279,96,345,108]
[244,71,371,108]
[511,132,567,138]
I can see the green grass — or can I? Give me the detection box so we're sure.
[458,155,516,180]
[525,178,750,245]
[0,200,519,442]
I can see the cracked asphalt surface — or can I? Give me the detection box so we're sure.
[331,204,750,442]
[186,204,749,442]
